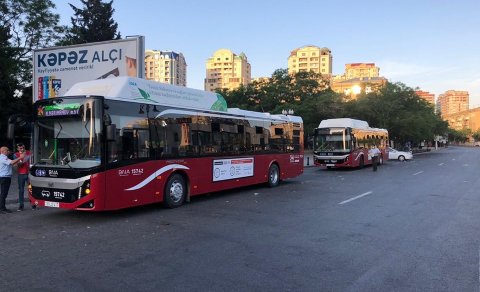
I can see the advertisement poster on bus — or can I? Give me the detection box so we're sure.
[213,158,254,182]
[32,36,145,102]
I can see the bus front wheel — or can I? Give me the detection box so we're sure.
[164,174,186,208]
[268,164,280,187]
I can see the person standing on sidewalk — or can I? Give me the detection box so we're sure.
[13,143,34,211]
[0,146,24,213]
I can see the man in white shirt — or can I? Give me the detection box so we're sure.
[368,145,381,172]
[0,146,24,213]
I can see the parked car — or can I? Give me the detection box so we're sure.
[388,147,413,161]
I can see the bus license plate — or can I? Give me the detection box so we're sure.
[45,201,59,208]
[326,164,335,167]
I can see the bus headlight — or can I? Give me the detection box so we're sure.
[78,180,91,199]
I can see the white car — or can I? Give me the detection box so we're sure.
[388,147,413,161]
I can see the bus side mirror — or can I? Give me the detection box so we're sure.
[7,123,15,140]
[107,124,116,141]
[7,115,16,140]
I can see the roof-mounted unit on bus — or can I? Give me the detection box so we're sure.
[318,118,369,129]
[64,77,228,112]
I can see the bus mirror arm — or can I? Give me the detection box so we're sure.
[7,123,15,140]
[7,115,19,140]
[107,124,117,141]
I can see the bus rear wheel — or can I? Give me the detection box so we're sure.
[163,174,186,208]
[268,163,280,187]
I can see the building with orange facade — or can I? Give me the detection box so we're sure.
[415,90,435,106]
[445,107,480,132]
[331,63,386,99]
[437,90,469,117]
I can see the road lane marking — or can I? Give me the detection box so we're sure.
[413,171,424,176]
[339,191,373,205]
[438,163,444,166]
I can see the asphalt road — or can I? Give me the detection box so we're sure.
[1,146,479,291]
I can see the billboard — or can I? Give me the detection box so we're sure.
[32,36,145,102]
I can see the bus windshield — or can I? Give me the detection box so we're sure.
[33,98,102,168]
[314,129,351,152]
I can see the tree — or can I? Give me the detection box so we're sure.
[472,129,480,142]
[447,128,469,144]
[343,82,448,147]
[58,0,121,45]
[0,0,63,143]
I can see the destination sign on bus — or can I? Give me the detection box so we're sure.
[37,103,81,117]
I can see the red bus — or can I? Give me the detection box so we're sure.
[312,118,388,168]
[27,77,304,211]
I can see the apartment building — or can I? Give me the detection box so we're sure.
[344,63,379,79]
[415,90,435,105]
[204,49,251,92]
[145,50,187,86]
[287,45,332,77]
[331,63,385,99]
[437,90,469,117]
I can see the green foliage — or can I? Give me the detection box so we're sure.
[342,82,448,145]
[447,128,469,143]
[472,129,480,141]
[0,0,62,142]
[57,0,121,46]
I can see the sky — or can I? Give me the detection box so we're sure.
[52,0,480,107]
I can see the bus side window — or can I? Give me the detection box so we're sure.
[122,130,135,159]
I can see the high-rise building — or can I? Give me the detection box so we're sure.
[145,50,187,86]
[287,45,332,77]
[437,90,469,117]
[331,63,385,99]
[415,90,435,105]
[204,49,251,92]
